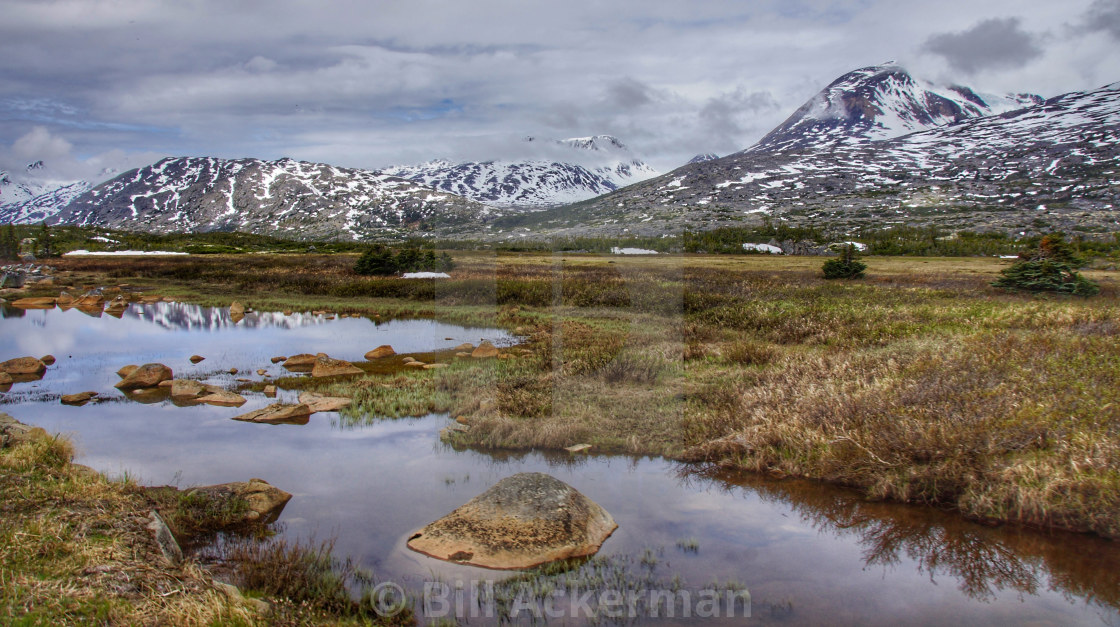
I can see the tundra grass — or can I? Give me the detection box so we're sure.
[42,252,1120,537]
[0,429,411,626]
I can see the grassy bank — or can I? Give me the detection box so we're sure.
[0,418,412,626]
[30,252,1120,538]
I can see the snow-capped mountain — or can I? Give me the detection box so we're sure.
[0,163,95,224]
[56,157,494,240]
[688,153,720,164]
[384,135,658,208]
[500,79,1118,239]
[749,63,1044,153]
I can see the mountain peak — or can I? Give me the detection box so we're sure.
[747,64,1043,153]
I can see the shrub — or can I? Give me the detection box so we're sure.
[822,244,867,279]
[992,234,1099,296]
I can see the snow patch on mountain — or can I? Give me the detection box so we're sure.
[385,135,659,208]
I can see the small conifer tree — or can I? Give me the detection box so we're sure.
[822,244,866,279]
[992,234,1099,296]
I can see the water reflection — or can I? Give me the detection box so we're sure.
[124,301,336,332]
[690,467,1120,612]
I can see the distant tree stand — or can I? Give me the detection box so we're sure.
[992,234,1099,296]
[822,244,866,279]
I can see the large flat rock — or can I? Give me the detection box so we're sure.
[407,472,617,570]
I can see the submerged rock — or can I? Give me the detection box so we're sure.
[195,389,247,407]
[229,301,245,323]
[11,297,56,309]
[407,472,617,570]
[298,392,352,413]
[61,391,98,406]
[232,403,311,425]
[115,363,173,390]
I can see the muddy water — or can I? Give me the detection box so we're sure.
[1,304,1118,626]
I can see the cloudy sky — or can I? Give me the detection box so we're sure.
[2,0,1118,181]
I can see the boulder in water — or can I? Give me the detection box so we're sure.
[407,472,617,570]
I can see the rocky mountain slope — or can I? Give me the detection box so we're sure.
[483,69,1117,240]
[384,135,658,208]
[54,157,495,240]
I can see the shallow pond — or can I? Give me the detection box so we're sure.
[1,303,1118,625]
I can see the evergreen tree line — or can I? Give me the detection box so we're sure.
[354,244,455,276]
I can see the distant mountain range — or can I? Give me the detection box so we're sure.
[55,157,493,239]
[383,135,658,208]
[2,63,1116,241]
[480,64,1118,240]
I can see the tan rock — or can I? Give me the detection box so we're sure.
[282,310,293,316]
[228,368,238,375]
[0,372,12,386]
[61,391,98,406]
[171,380,207,401]
[310,355,363,378]
[455,352,470,357]
[256,369,267,376]
[281,354,318,371]
[407,473,617,570]
[158,380,174,388]
[11,297,56,309]
[232,403,311,425]
[0,357,47,375]
[114,363,173,390]
[423,363,448,369]
[365,345,396,359]
[565,444,592,454]
[116,365,138,379]
[263,385,277,397]
[471,341,500,359]
[402,356,418,364]
[40,355,56,366]
[56,291,76,307]
[0,413,49,448]
[229,301,245,323]
[298,392,352,413]
[185,478,292,525]
[196,389,247,407]
[404,361,427,368]
[76,291,105,309]
[270,356,286,364]
[453,343,475,352]
[189,355,205,364]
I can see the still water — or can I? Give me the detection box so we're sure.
[1,303,1117,625]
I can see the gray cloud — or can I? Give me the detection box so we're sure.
[1081,0,1120,40]
[922,18,1044,74]
[1,1,1115,176]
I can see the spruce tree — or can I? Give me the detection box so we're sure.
[992,234,1099,296]
[822,244,866,279]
